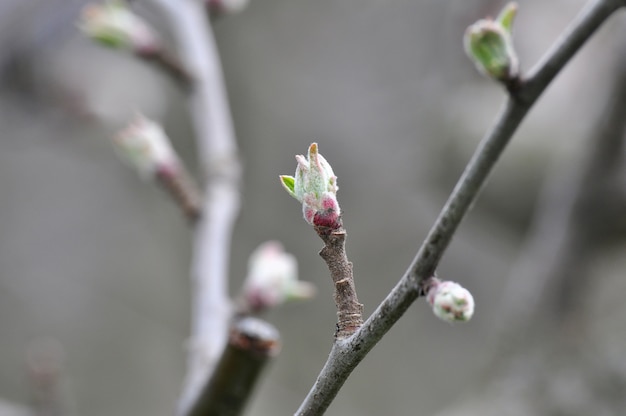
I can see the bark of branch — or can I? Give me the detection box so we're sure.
[295,1,624,414]
[315,226,363,339]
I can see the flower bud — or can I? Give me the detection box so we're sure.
[280,143,341,229]
[426,280,475,323]
[113,114,180,178]
[79,0,160,55]
[241,241,315,312]
[464,2,519,82]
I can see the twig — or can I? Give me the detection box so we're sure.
[188,317,281,416]
[295,0,623,414]
[315,225,363,339]
[144,0,241,414]
[155,164,203,223]
[137,48,195,89]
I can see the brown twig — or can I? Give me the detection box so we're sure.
[155,164,203,223]
[315,225,364,339]
[138,48,195,90]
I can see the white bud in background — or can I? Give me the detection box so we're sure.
[79,0,161,54]
[426,280,475,323]
[113,114,180,178]
[241,241,315,312]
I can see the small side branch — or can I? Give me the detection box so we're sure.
[138,49,194,89]
[315,226,363,339]
[155,164,202,222]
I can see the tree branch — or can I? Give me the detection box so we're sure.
[138,48,195,89]
[295,0,624,414]
[315,225,363,339]
[144,0,241,414]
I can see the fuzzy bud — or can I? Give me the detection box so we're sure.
[464,2,519,82]
[241,241,315,312]
[113,114,180,178]
[280,143,341,229]
[79,0,160,55]
[426,280,475,323]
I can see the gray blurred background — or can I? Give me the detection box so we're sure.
[1,0,626,415]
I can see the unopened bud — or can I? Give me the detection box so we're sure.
[241,241,315,312]
[114,114,179,178]
[280,143,341,229]
[464,2,519,82]
[426,280,475,323]
[79,0,160,55]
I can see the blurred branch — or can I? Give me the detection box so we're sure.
[137,47,194,89]
[295,0,624,414]
[155,165,203,223]
[144,0,242,414]
[0,399,32,416]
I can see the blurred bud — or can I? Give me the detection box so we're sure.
[426,280,475,323]
[207,0,250,18]
[280,143,341,229]
[114,114,180,178]
[79,0,160,55]
[241,241,315,312]
[464,2,519,82]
